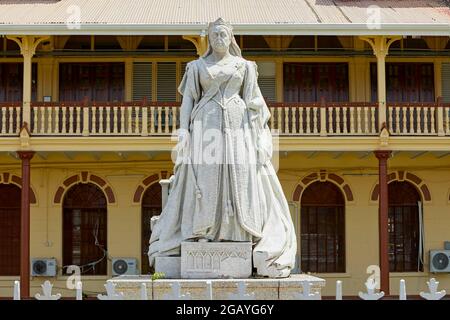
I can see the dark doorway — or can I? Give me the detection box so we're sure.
[300,181,346,273]
[388,181,423,272]
[141,183,162,274]
[0,184,21,275]
[63,183,108,275]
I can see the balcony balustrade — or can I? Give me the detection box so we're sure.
[0,100,449,138]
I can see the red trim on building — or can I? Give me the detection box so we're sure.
[17,151,35,299]
[375,150,392,296]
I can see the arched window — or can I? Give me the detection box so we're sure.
[0,184,21,275]
[300,181,345,273]
[63,183,107,275]
[141,183,161,274]
[388,181,423,272]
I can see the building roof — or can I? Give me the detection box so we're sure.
[0,0,449,35]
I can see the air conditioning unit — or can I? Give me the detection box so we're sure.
[31,258,57,276]
[112,258,138,276]
[430,250,450,272]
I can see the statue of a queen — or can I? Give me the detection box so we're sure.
[148,18,297,278]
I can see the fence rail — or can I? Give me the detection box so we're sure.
[444,103,450,135]
[0,100,449,138]
[269,102,378,135]
[30,103,179,136]
[0,103,22,136]
[29,101,379,137]
[5,277,447,300]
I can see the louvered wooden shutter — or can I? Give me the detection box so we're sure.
[181,62,188,80]
[178,62,188,98]
[256,62,276,102]
[442,63,450,102]
[133,63,152,101]
[157,62,177,102]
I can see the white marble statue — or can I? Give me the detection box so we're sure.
[149,18,297,278]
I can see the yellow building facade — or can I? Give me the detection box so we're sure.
[0,0,450,299]
[0,151,449,297]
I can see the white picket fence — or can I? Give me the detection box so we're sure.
[10,278,447,300]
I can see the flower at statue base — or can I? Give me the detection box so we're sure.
[151,272,166,280]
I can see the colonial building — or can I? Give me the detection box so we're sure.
[0,0,450,298]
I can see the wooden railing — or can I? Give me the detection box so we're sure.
[0,102,22,136]
[387,99,450,136]
[0,100,448,138]
[388,102,437,135]
[30,101,180,136]
[28,101,379,137]
[269,102,378,136]
[445,103,450,136]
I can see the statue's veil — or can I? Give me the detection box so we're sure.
[202,18,242,58]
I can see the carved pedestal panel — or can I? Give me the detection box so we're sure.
[181,242,252,279]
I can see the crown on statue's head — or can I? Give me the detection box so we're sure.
[208,18,233,32]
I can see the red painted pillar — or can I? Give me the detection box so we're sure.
[374,150,391,295]
[17,151,35,299]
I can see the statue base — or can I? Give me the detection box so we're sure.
[155,256,181,278]
[109,274,326,300]
[153,242,252,279]
[181,241,252,279]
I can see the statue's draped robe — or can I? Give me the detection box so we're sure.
[149,56,297,277]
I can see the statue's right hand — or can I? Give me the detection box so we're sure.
[177,131,191,153]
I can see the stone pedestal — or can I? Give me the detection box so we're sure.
[109,275,153,300]
[181,241,252,279]
[279,274,325,299]
[108,274,326,300]
[155,256,181,278]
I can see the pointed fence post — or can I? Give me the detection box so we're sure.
[76,281,83,300]
[206,281,213,300]
[336,281,342,300]
[420,278,446,300]
[13,281,20,300]
[141,283,148,300]
[35,281,62,300]
[399,279,407,300]
[358,278,385,300]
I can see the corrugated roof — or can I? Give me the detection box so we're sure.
[0,0,449,35]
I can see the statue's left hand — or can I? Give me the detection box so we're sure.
[256,128,272,165]
[174,130,190,168]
